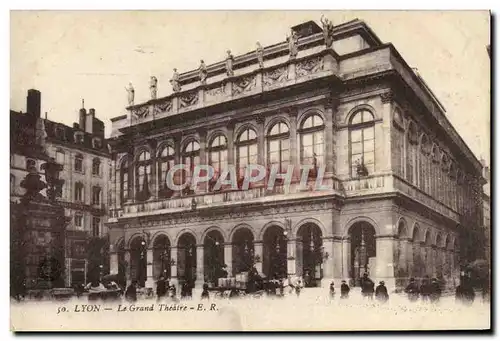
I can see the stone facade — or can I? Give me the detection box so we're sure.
[107,19,484,292]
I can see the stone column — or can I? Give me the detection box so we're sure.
[419,242,427,277]
[321,237,335,288]
[288,110,299,182]
[254,240,263,275]
[332,237,343,284]
[375,235,396,291]
[226,122,235,168]
[198,129,207,193]
[287,238,297,277]
[341,237,351,281]
[430,245,437,278]
[224,243,233,276]
[149,141,157,200]
[195,244,204,288]
[170,246,178,288]
[406,238,414,279]
[146,248,154,289]
[110,253,118,275]
[398,238,411,279]
[256,116,265,167]
[127,149,135,202]
[124,250,131,286]
[324,106,334,177]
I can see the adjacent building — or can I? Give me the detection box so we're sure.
[106,19,485,291]
[10,90,112,288]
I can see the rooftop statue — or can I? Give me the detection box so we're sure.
[320,15,335,48]
[256,42,264,68]
[125,82,135,106]
[287,30,299,59]
[170,68,181,93]
[226,50,234,77]
[198,59,208,85]
[150,76,158,100]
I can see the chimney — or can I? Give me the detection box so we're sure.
[27,89,41,118]
[86,108,95,134]
[79,108,86,131]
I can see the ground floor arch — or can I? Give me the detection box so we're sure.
[203,230,225,284]
[130,236,147,287]
[153,234,171,280]
[262,225,287,279]
[348,221,376,286]
[231,227,255,276]
[177,233,197,285]
[296,223,323,287]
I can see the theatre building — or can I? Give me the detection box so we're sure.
[107,19,485,291]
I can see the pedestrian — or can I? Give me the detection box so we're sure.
[456,276,475,306]
[156,276,167,301]
[429,278,442,303]
[360,273,375,300]
[329,281,335,299]
[420,276,431,302]
[404,278,420,302]
[125,281,138,302]
[375,281,389,303]
[295,280,302,297]
[278,279,285,297]
[201,283,210,300]
[340,280,350,299]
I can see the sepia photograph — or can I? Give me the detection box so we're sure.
[9,10,491,332]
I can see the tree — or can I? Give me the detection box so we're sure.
[86,236,109,284]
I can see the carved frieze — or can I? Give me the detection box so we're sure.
[154,100,173,115]
[133,106,149,118]
[295,56,324,78]
[232,75,257,96]
[179,91,199,109]
[263,66,289,86]
[206,83,226,98]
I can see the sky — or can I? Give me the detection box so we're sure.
[10,10,491,163]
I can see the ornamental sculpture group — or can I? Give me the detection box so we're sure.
[125,16,334,106]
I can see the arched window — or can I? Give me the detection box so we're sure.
[182,141,200,192]
[136,150,151,201]
[209,135,228,190]
[158,145,175,197]
[419,134,431,193]
[119,157,129,204]
[236,128,258,183]
[300,114,324,178]
[75,182,84,202]
[74,153,84,172]
[267,122,290,175]
[92,186,101,205]
[405,122,418,185]
[92,158,101,176]
[349,110,374,177]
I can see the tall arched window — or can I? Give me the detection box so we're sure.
[182,141,200,191]
[267,122,290,175]
[74,153,84,172]
[431,145,440,199]
[119,157,129,204]
[209,135,227,190]
[158,145,175,197]
[92,158,101,176]
[349,110,374,178]
[300,114,324,178]
[136,150,151,201]
[419,134,431,193]
[75,182,84,202]
[236,128,258,184]
[405,122,418,185]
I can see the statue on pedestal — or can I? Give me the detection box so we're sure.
[198,59,207,85]
[225,50,234,77]
[320,15,335,48]
[149,76,158,100]
[256,42,264,68]
[287,31,299,59]
[170,68,181,92]
[125,82,135,106]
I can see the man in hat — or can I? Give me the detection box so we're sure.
[156,276,167,301]
[375,281,389,303]
[340,280,350,299]
[361,273,375,299]
[329,281,335,299]
[429,278,442,303]
[405,278,420,302]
